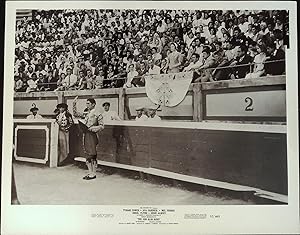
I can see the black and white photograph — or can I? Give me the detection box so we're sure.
[1,1,299,235]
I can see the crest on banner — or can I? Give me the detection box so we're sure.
[145,72,193,107]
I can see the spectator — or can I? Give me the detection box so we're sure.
[26,73,38,93]
[101,102,121,122]
[86,69,96,89]
[229,44,253,79]
[245,44,267,79]
[194,48,215,82]
[183,53,202,72]
[167,43,182,73]
[147,59,161,75]
[265,41,285,75]
[14,76,23,92]
[124,64,138,88]
[14,9,288,92]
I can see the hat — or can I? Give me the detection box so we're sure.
[30,104,39,112]
[102,102,110,107]
[56,103,68,109]
[147,104,159,110]
[135,106,144,111]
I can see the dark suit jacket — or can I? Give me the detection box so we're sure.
[234,54,253,79]
[265,49,285,75]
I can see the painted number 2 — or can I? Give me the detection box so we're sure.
[245,97,254,111]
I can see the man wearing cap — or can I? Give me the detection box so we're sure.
[135,107,148,121]
[146,105,161,121]
[101,102,121,123]
[73,96,104,180]
[26,106,43,119]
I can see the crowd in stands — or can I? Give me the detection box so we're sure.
[14,9,288,92]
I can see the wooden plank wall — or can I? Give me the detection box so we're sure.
[69,124,287,195]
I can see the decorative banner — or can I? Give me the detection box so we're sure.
[145,72,193,107]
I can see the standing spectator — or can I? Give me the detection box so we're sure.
[167,43,182,73]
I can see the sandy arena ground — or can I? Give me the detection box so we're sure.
[13,162,255,205]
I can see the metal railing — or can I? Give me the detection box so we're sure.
[15,59,285,92]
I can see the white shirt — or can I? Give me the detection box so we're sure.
[147,65,161,75]
[26,114,43,120]
[102,110,121,123]
[135,114,148,121]
[147,115,161,121]
[184,60,203,71]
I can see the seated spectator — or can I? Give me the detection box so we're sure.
[212,41,231,81]
[230,27,247,47]
[114,64,127,88]
[132,62,148,86]
[183,53,202,72]
[147,59,161,75]
[103,64,115,88]
[36,73,46,91]
[86,69,96,89]
[14,76,23,92]
[77,70,87,90]
[57,68,77,90]
[194,48,216,83]
[229,44,253,79]
[245,44,267,79]
[207,27,218,44]
[151,47,162,65]
[124,63,138,88]
[46,71,59,91]
[265,42,285,75]
[160,58,168,74]
[26,73,38,93]
[125,54,136,72]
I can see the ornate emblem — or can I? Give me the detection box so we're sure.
[156,82,173,106]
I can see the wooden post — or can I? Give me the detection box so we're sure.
[192,83,202,122]
[118,88,125,120]
[57,91,64,104]
[124,92,131,120]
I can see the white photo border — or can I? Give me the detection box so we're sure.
[1,1,299,234]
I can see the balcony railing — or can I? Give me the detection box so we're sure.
[15,59,285,92]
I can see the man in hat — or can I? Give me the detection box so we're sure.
[73,96,104,180]
[55,103,74,166]
[26,106,43,119]
[146,105,161,121]
[101,102,121,123]
[135,106,148,121]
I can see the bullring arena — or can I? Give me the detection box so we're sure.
[12,8,288,205]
